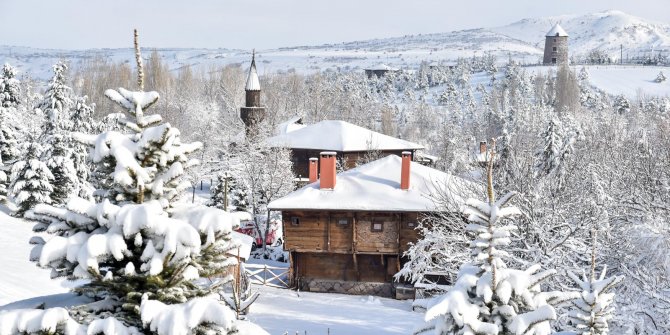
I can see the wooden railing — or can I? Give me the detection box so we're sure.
[244,263,290,288]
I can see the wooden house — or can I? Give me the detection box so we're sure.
[266,120,424,178]
[268,152,475,298]
[364,63,399,79]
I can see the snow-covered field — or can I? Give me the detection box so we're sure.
[525,65,670,98]
[0,203,422,334]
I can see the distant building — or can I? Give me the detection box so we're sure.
[543,23,569,65]
[364,64,398,79]
[240,51,266,135]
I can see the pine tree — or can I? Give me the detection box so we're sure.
[0,107,20,164]
[38,62,73,139]
[565,231,623,335]
[25,33,246,332]
[9,142,54,216]
[534,115,564,178]
[68,96,97,199]
[43,134,78,205]
[208,173,230,210]
[655,71,666,83]
[0,165,7,204]
[613,95,630,114]
[0,63,21,108]
[419,149,572,335]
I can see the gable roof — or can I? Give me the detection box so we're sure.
[266,120,424,152]
[268,155,478,212]
[546,23,568,37]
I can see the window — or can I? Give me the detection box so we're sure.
[335,217,350,226]
[291,217,300,226]
[552,46,557,52]
[371,222,383,232]
[552,58,557,64]
[405,221,417,229]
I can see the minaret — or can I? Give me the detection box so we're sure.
[240,50,266,135]
[543,23,569,65]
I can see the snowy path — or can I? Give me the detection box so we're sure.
[0,205,70,308]
[247,285,423,335]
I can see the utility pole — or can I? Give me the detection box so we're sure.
[620,44,623,65]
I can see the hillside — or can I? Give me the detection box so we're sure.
[1,10,669,81]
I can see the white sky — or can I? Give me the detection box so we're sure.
[1,0,668,50]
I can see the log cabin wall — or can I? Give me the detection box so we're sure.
[283,210,425,288]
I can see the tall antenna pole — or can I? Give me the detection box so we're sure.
[134,29,145,91]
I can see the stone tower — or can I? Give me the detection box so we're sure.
[240,51,266,135]
[543,23,569,65]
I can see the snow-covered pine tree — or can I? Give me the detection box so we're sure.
[0,107,20,164]
[209,173,230,210]
[23,31,250,333]
[563,231,623,335]
[68,96,97,199]
[0,164,7,204]
[43,134,78,205]
[38,62,73,139]
[655,71,666,83]
[613,95,630,114]
[534,115,564,178]
[419,146,572,335]
[0,63,21,107]
[9,142,54,216]
[230,175,250,212]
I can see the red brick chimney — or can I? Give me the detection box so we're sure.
[308,157,318,183]
[319,152,336,189]
[401,151,411,190]
[479,141,487,154]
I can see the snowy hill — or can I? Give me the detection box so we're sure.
[2,10,669,80]
[494,10,670,59]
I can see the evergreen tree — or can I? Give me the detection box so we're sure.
[655,71,666,83]
[43,134,78,205]
[38,62,73,139]
[418,153,572,335]
[534,115,564,178]
[0,63,21,108]
[613,95,630,114]
[0,165,7,204]
[0,107,20,164]
[230,175,250,212]
[208,173,230,210]
[27,85,242,332]
[68,96,97,199]
[566,267,622,335]
[9,142,54,216]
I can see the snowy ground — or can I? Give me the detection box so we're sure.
[0,201,423,334]
[247,285,422,335]
[525,65,670,99]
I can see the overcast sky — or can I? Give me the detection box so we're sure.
[1,0,668,50]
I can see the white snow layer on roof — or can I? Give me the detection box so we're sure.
[276,116,305,135]
[546,23,568,37]
[245,62,260,91]
[268,155,477,212]
[266,120,424,151]
[366,63,397,71]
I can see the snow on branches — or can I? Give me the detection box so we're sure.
[419,150,574,335]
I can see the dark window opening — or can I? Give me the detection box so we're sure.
[552,58,557,64]
[553,46,557,52]
[291,217,300,226]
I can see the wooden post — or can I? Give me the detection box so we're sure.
[191,186,195,203]
[352,214,360,281]
[200,180,203,190]
[223,175,229,211]
[327,213,331,251]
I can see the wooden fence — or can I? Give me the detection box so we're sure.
[245,263,290,288]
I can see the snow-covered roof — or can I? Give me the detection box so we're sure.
[365,63,397,71]
[266,120,424,152]
[268,155,477,212]
[546,23,568,37]
[230,231,253,261]
[245,52,261,91]
[276,116,306,135]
